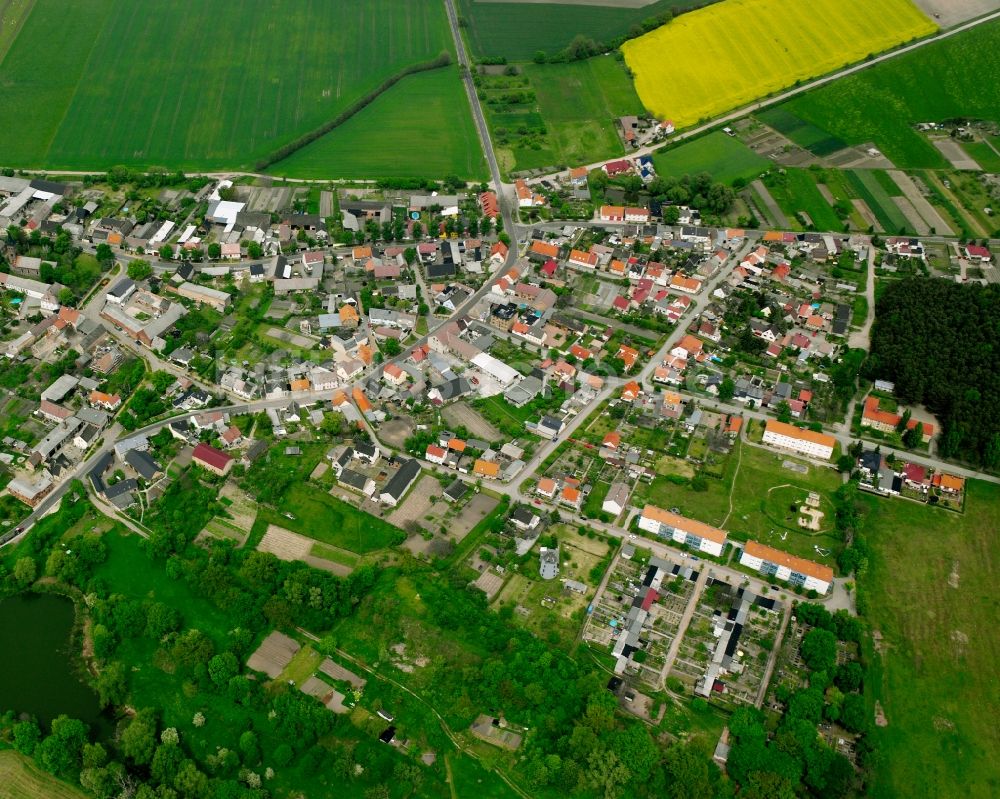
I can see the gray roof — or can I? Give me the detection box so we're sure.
[125,449,162,480]
[382,458,420,501]
[107,278,135,298]
[339,468,370,491]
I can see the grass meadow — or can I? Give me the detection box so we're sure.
[256,484,405,555]
[268,67,486,180]
[764,168,845,231]
[777,19,1000,168]
[653,131,770,184]
[0,0,453,171]
[622,0,935,127]
[859,481,1000,799]
[457,0,701,62]
[846,170,912,233]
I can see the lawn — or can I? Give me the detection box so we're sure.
[860,480,1000,799]
[258,483,405,554]
[622,0,935,127]
[653,131,770,185]
[963,140,1000,172]
[0,750,88,799]
[457,0,701,62]
[777,19,1000,168]
[0,0,452,171]
[268,67,486,180]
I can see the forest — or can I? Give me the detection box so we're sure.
[866,278,1000,467]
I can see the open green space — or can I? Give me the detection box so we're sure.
[860,480,1000,799]
[0,0,452,171]
[268,67,486,180]
[457,0,704,62]
[0,750,88,799]
[0,0,35,64]
[653,131,770,184]
[763,168,844,231]
[775,19,1000,168]
[258,483,405,554]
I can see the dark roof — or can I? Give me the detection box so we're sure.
[382,458,420,501]
[243,440,267,462]
[125,449,161,480]
[443,479,468,502]
[104,478,138,500]
[176,263,194,280]
[427,262,457,278]
[510,507,537,526]
[378,726,396,744]
[108,278,135,297]
[87,452,113,494]
[355,441,378,460]
[339,468,370,491]
[30,178,67,195]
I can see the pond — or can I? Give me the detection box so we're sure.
[0,593,109,734]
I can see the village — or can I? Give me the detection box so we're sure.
[0,160,990,786]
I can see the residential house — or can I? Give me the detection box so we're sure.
[761,420,835,461]
[639,505,727,557]
[191,443,234,476]
[602,482,630,516]
[380,459,421,506]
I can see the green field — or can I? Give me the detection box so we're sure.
[756,107,846,156]
[860,481,1000,799]
[258,483,405,554]
[962,140,1000,172]
[268,67,486,180]
[653,131,771,184]
[775,19,1000,168]
[457,0,704,62]
[764,168,844,231]
[0,0,453,171]
[846,169,911,233]
[0,750,88,799]
[518,58,643,170]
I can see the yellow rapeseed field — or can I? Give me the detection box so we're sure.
[622,0,936,127]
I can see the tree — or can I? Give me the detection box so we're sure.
[94,661,128,709]
[776,400,792,424]
[661,740,716,799]
[207,242,222,260]
[239,730,260,765]
[208,652,239,687]
[36,715,88,778]
[273,743,294,767]
[12,719,41,755]
[383,337,402,357]
[719,377,735,401]
[127,260,153,281]
[121,711,158,766]
[839,693,868,733]
[12,556,36,587]
[246,241,263,259]
[800,628,837,672]
[159,245,174,261]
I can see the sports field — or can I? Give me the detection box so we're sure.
[269,68,486,180]
[775,19,1000,168]
[0,0,453,171]
[653,131,770,184]
[860,481,1000,799]
[622,0,936,128]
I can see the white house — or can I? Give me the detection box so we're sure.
[638,505,727,557]
[740,541,833,594]
[602,482,630,517]
[762,420,835,461]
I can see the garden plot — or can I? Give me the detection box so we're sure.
[442,402,501,440]
[668,580,784,708]
[247,631,301,678]
[257,524,352,575]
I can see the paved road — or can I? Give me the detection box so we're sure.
[523,8,1000,184]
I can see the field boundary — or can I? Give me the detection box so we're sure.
[257,53,453,171]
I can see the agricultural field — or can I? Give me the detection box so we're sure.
[0,0,453,171]
[860,480,1000,799]
[653,131,770,184]
[845,169,912,233]
[268,67,486,180]
[622,0,936,128]
[776,19,1000,168]
[0,750,88,799]
[457,0,702,62]
[762,168,846,231]
[481,56,642,175]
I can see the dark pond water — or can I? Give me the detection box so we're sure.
[0,592,109,734]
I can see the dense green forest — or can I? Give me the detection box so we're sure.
[866,278,1000,468]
